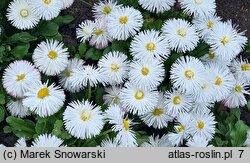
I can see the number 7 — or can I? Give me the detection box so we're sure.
[238,150,244,158]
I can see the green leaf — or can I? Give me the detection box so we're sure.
[0,94,5,104]
[35,22,59,37]
[111,41,129,53]
[10,44,30,59]
[85,48,103,60]
[246,40,250,53]
[52,15,74,25]
[0,106,5,122]
[3,126,12,133]
[79,42,87,57]
[247,100,250,111]
[7,32,37,43]
[230,120,249,147]
[230,107,241,120]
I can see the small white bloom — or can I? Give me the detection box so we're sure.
[23,81,65,118]
[63,100,104,139]
[120,83,158,115]
[103,86,122,106]
[200,51,230,66]
[191,101,214,115]
[32,134,64,147]
[98,51,129,85]
[7,99,30,118]
[7,0,39,30]
[230,57,250,82]
[15,138,27,147]
[76,20,95,42]
[141,134,173,147]
[62,0,74,9]
[128,58,165,90]
[186,135,212,147]
[2,60,41,98]
[93,0,121,19]
[162,19,199,53]
[130,30,170,62]
[100,138,120,147]
[33,39,69,76]
[138,0,175,13]
[107,7,143,40]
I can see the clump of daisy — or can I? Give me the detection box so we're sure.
[2,60,41,98]
[186,135,212,147]
[29,0,62,20]
[7,0,40,30]
[103,86,122,106]
[170,56,206,94]
[62,0,74,9]
[130,30,170,62]
[141,134,173,147]
[230,57,250,82]
[93,0,120,19]
[63,100,104,139]
[179,0,216,17]
[23,81,65,118]
[76,20,95,43]
[162,18,199,53]
[120,83,158,115]
[7,99,30,118]
[128,58,165,90]
[98,51,129,85]
[32,134,65,147]
[104,105,137,147]
[107,6,143,40]
[33,39,69,76]
[138,0,175,13]
[141,92,173,129]
[58,58,85,93]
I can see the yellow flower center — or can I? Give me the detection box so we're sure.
[173,96,181,105]
[208,52,215,59]
[215,76,222,86]
[48,50,58,59]
[110,63,119,71]
[16,74,26,81]
[198,121,205,129]
[123,119,130,131]
[95,29,103,36]
[207,20,214,28]
[184,70,195,79]
[241,64,250,71]
[43,0,52,5]
[80,109,91,121]
[37,88,49,99]
[153,108,164,116]
[177,125,185,133]
[66,71,72,77]
[141,67,149,76]
[102,6,111,14]
[221,36,229,45]
[134,90,144,100]
[119,16,128,24]
[235,85,242,92]
[177,28,187,37]
[194,0,202,4]
[146,42,156,51]
[20,9,29,18]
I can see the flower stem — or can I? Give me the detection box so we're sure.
[87,80,91,101]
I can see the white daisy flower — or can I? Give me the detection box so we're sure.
[89,19,113,49]
[69,65,104,89]
[7,0,39,30]
[63,100,104,139]
[15,138,27,147]
[128,58,165,90]
[170,56,206,94]
[100,138,120,147]
[207,21,247,61]
[200,51,231,66]
[130,30,170,62]
[33,39,69,76]
[58,58,85,93]
[179,0,216,17]
[120,83,158,115]
[2,60,41,98]
[7,99,30,118]
[223,80,250,109]
[29,0,62,20]
[186,135,212,147]
[206,63,236,102]
[162,19,199,53]
[140,92,173,129]
[141,134,173,147]
[103,86,122,106]
[164,90,193,116]
[98,51,129,85]
[32,134,64,147]
[168,113,192,146]
[62,0,74,9]
[107,6,143,40]
[104,105,137,147]
[244,130,250,147]
[138,0,175,13]
[76,20,95,42]
[230,57,250,82]
[190,112,216,140]
[191,101,214,115]
[193,14,221,41]
[23,81,65,118]
[93,0,120,19]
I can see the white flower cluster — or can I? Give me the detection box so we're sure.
[6,0,75,30]
[2,0,250,147]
